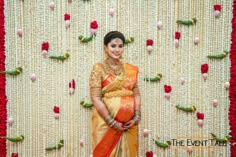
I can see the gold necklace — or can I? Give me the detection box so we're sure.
[103,59,124,75]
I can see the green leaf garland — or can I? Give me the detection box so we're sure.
[153,139,171,148]
[46,140,64,151]
[4,135,24,142]
[125,37,134,44]
[207,50,229,59]
[80,101,93,108]
[0,67,23,76]
[49,53,70,61]
[78,35,93,43]
[176,18,197,26]
[176,105,196,112]
[144,74,162,82]
[210,133,231,143]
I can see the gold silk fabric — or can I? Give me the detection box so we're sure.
[89,62,140,157]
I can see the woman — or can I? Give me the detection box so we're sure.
[89,31,141,157]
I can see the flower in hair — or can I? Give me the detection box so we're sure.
[196,112,204,127]
[201,64,208,80]
[64,13,71,29]
[90,20,98,35]
[214,4,222,18]
[69,79,76,95]
[41,42,49,58]
[174,31,181,48]
[146,39,154,53]
[53,106,60,119]
[164,85,171,100]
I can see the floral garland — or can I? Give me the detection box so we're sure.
[229,1,236,156]
[0,0,6,156]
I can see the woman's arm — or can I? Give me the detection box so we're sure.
[91,96,109,118]
[91,96,127,131]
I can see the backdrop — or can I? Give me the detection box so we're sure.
[0,0,235,157]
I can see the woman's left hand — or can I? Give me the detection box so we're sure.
[123,120,136,129]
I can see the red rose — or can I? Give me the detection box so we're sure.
[146,39,153,46]
[69,79,75,88]
[146,151,153,157]
[164,85,172,93]
[64,13,70,21]
[201,64,208,73]
[196,112,204,120]
[11,153,18,157]
[175,31,181,40]
[214,4,222,11]
[53,106,60,113]
[90,21,98,29]
[41,42,49,51]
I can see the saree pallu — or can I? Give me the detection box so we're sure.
[92,63,138,157]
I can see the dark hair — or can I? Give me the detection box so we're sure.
[103,31,125,46]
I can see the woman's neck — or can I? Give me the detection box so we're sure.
[106,58,121,66]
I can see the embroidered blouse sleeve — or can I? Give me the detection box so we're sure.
[89,63,102,97]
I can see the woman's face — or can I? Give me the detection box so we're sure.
[104,38,124,60]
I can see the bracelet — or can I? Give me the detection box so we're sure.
[110,120,118,128]
[133,110,141,125]
[134,110,141,116]
[133,116,141,125]
[104,114,114,125]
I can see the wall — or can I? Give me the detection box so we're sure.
[4,0,232,156]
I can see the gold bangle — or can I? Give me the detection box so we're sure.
[104,114,113,124]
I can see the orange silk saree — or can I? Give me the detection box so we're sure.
[92,63,139,157]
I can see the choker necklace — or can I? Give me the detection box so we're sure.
[104,59,124,75]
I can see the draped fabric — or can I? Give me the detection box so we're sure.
[90,63,139,157]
